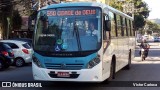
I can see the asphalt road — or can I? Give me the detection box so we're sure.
[0,64,33,81]
[1,42,160,90]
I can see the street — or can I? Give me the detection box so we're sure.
[0,0,159,90]
[0,42,160,90]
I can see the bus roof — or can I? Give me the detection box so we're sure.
[40,2,133,20]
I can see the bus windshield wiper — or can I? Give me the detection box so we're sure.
[73,20,82,51]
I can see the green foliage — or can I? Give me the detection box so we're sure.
[0,0,13,39]
[110,0,123,11]
[109,0,150,30]
[134,14,145,29]
[12,10,22,30]
[128,0,150,29]
[146,20,160,32]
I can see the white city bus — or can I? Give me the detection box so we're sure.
[32,2,135,82]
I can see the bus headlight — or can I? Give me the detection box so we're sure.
[87,57,100,69]
[32,55,43,68]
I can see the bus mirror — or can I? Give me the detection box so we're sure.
[106,20,111,31]
[28,11,37,31]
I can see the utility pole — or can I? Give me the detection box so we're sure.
[38,0,41,10]
[7,17,10,39]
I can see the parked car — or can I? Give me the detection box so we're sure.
[154,37,159,42]
[0,42,14,70]
[0,40,33,67]
[143,35,149,40]
[10,38,32,47]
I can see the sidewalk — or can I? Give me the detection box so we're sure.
[132,57,160,64]
[133,57,160,61]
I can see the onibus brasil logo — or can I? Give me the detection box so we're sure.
[1,82,42,87]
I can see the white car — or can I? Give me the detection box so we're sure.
[0,40,33,67]
[142,35,149,40]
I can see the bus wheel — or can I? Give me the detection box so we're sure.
[108,60,115,81]
[124,50,131,70]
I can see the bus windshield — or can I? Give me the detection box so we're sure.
[34,7,102,54]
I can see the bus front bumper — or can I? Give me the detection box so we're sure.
[32,62,103,82]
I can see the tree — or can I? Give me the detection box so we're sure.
[12,10,22,31]
[131,0,150,18]
[109,0,150,31]
[134,14,145,29]
[128,0,150,30]
[146,20,160,33]
[110,0,123,11]
[0,0,13,39]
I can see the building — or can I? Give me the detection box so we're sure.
[12,16,29,38]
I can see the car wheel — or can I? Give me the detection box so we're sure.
[15,58,25,67]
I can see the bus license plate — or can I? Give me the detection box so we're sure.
[57,72,70,77]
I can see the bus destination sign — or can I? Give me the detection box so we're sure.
[47,9,96,16]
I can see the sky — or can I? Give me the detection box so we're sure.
[143,0,160,19]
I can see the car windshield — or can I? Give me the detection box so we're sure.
[34,7,102,53]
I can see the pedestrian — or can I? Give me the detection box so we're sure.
[86,22,98,36]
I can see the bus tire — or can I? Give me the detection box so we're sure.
[108,57,116,81]
[124,50,131,70]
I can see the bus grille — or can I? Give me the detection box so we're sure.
[45,63,84,70]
